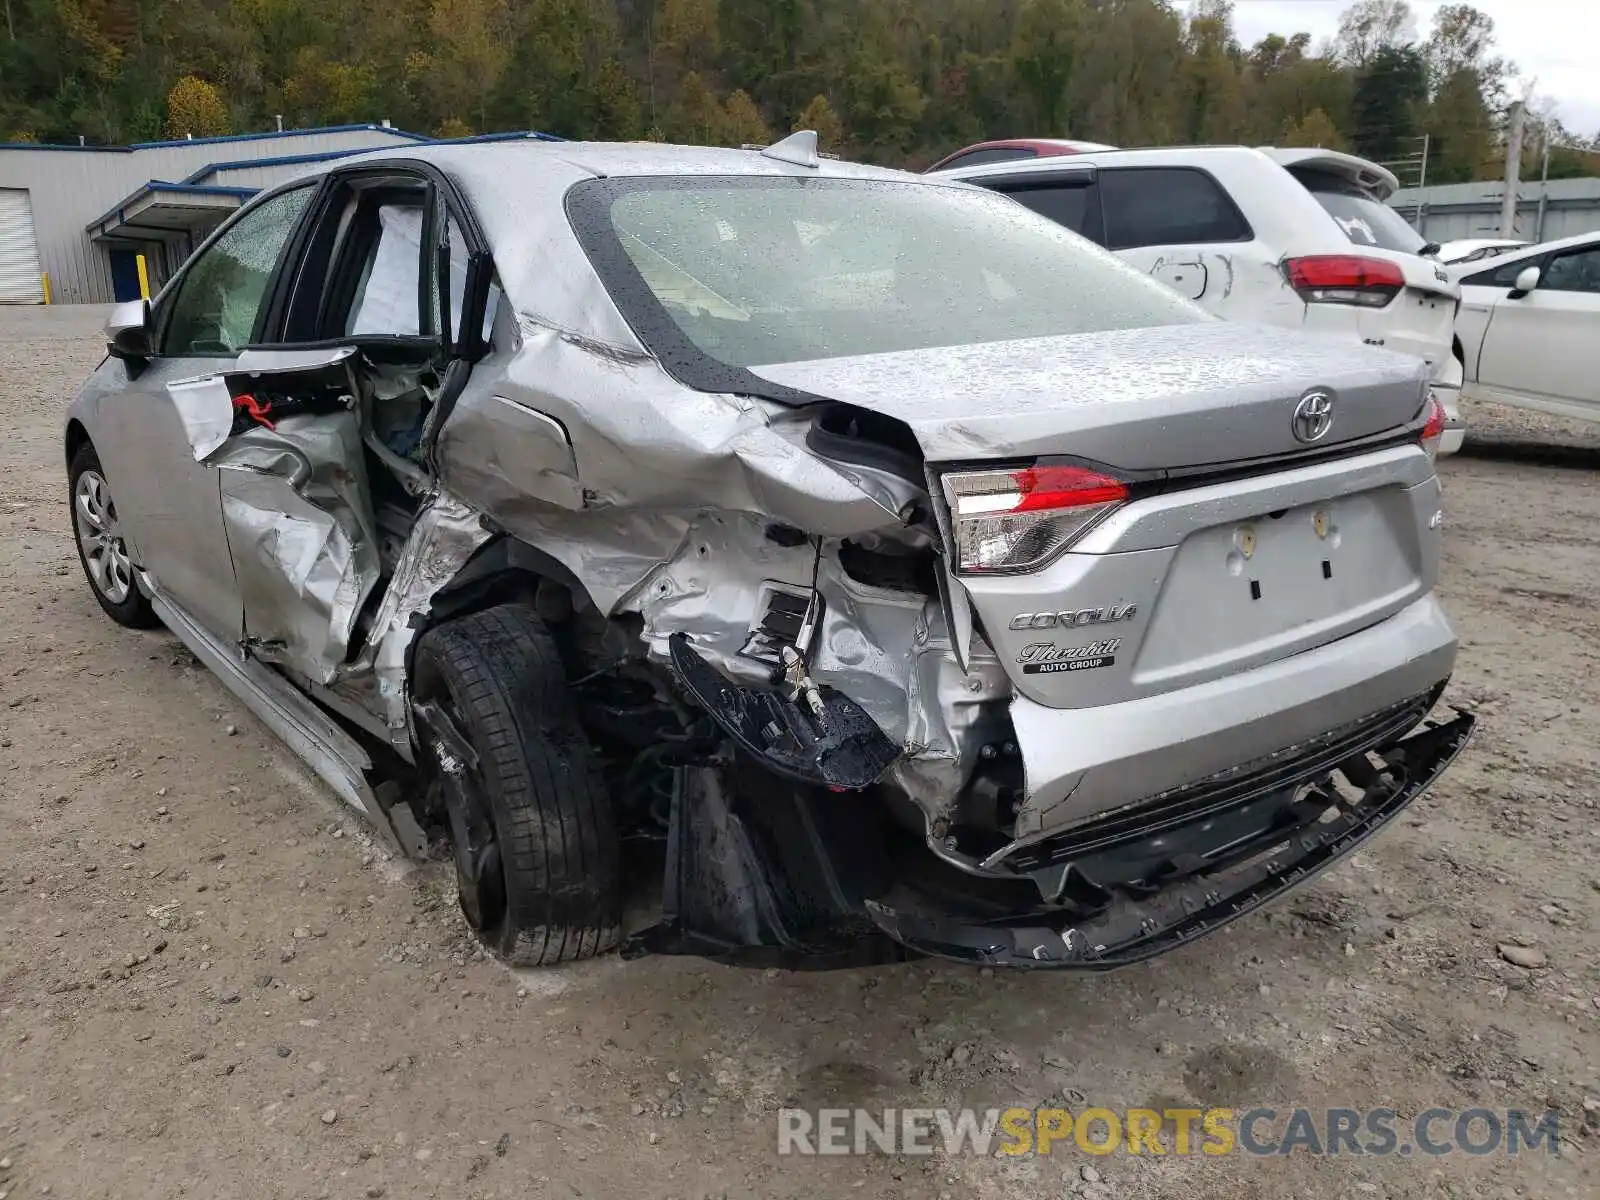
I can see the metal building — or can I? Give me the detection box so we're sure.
[0,124,431,304]
[1391,176,1600,245]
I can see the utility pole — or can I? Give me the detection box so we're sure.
[1536,137,1552,242]
[1414,132,1430,233]
[1500,100,1526,238]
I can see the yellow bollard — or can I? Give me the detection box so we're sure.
[136,254,150,300]
[40,272,51,305]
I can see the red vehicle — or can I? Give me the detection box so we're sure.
[925,137,1116,173]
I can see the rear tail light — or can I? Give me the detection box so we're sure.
[942,464,1127,575]
[1420,391,1446,458]
[1284,255,1405,307]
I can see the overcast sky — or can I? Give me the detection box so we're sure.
[1179,0,1600,138]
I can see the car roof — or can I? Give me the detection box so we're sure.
[350,136,915,186]
[1447,228,1600,276]
[1441,238,1526,251]
[926,138,1117,169]
[929,143,1277,182]
[300,137,971,360]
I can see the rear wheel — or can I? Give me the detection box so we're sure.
[412,604,621,965]
[68,441,158,628]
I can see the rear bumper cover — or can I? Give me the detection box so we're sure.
[867,708,1474,968]
[1004,594,1457,844]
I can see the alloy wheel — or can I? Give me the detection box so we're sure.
[73,469,133,605]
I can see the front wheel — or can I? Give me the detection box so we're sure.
[68,441,158,628]
[412,604,622,965]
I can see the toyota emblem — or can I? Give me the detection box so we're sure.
[1292,389,1335,443]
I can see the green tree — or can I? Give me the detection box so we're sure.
[1181,0,1245,143]
[165,74,229,137]
[1281,106,1347,150]
[1350,43,1426,163]
[794,93,844,151]
[664,70,726,143]
[722,88,768,144]
[1333,0,1417,69]
[1011,0,1082,135]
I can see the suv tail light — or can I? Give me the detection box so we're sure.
[942,465,1127,575]
[1420,391,1446,458]
[1284,255,1405,307]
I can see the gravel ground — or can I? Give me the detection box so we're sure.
[1,305,1596,1200]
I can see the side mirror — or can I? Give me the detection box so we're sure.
[1508,265,1541,299]
[106,299,153,362]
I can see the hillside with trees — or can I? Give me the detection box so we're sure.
[3,0,1597,180]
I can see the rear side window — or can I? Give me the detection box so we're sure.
[1098,168,1250,250]
[940,147,1039,170]
[348,202,425,336]
[993,181,1104,244]
[1289,167,1426,255]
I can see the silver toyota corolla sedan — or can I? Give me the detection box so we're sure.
[64,132,1472,969]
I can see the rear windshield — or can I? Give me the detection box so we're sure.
[1290,167,1427,255]
[569,176,1203,372]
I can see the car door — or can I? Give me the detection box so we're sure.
[183,165,494,683]
[92,182,320,644]
[1476,240,1600,416]
[1454,252,1531,380]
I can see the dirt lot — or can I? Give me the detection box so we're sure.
[1,304,1596,1200]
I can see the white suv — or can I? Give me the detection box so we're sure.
[936,145,1464,454]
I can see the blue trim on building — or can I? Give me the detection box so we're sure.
[87,181,259,234]
[179,146,379,184]
[1,122,429,153]
[0,140,134,153]
[127,123,435,149]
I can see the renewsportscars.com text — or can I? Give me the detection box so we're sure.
[777,1106,1560,1158]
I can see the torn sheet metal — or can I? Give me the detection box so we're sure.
[208,414,380,685]
[167,375,237,461]
[629,522,1007,822]
[167,347,362,462]
[343,492,492,751]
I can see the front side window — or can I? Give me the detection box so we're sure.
[1099,168,1250,250]
[571,177,1203,374]
[162,185,314,356]
[1538,245,1600,294]
[1463,255,1537,289]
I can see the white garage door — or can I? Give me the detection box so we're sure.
[0,188,45,304]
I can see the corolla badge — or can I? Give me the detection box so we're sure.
[1292,389,1335,444]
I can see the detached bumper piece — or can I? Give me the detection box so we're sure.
[623,762,908,969]
[666,632,899,790]
[866,709,1475,969]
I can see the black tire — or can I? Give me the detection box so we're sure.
[68,441,159,629]
[413,604,621,965]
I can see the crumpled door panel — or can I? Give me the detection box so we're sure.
[209,417,380,683]
[166,348,381,683]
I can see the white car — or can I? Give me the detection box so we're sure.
[935,145,1464,454]
[1451,230,1600,424]
[1437,237,1528,265]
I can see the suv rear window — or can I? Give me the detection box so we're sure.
[1289,167,1427,255]
[570,176,1203,373]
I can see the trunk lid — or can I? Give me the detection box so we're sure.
[751,321,1429,469]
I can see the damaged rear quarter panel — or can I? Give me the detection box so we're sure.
[431,309,1003,821]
